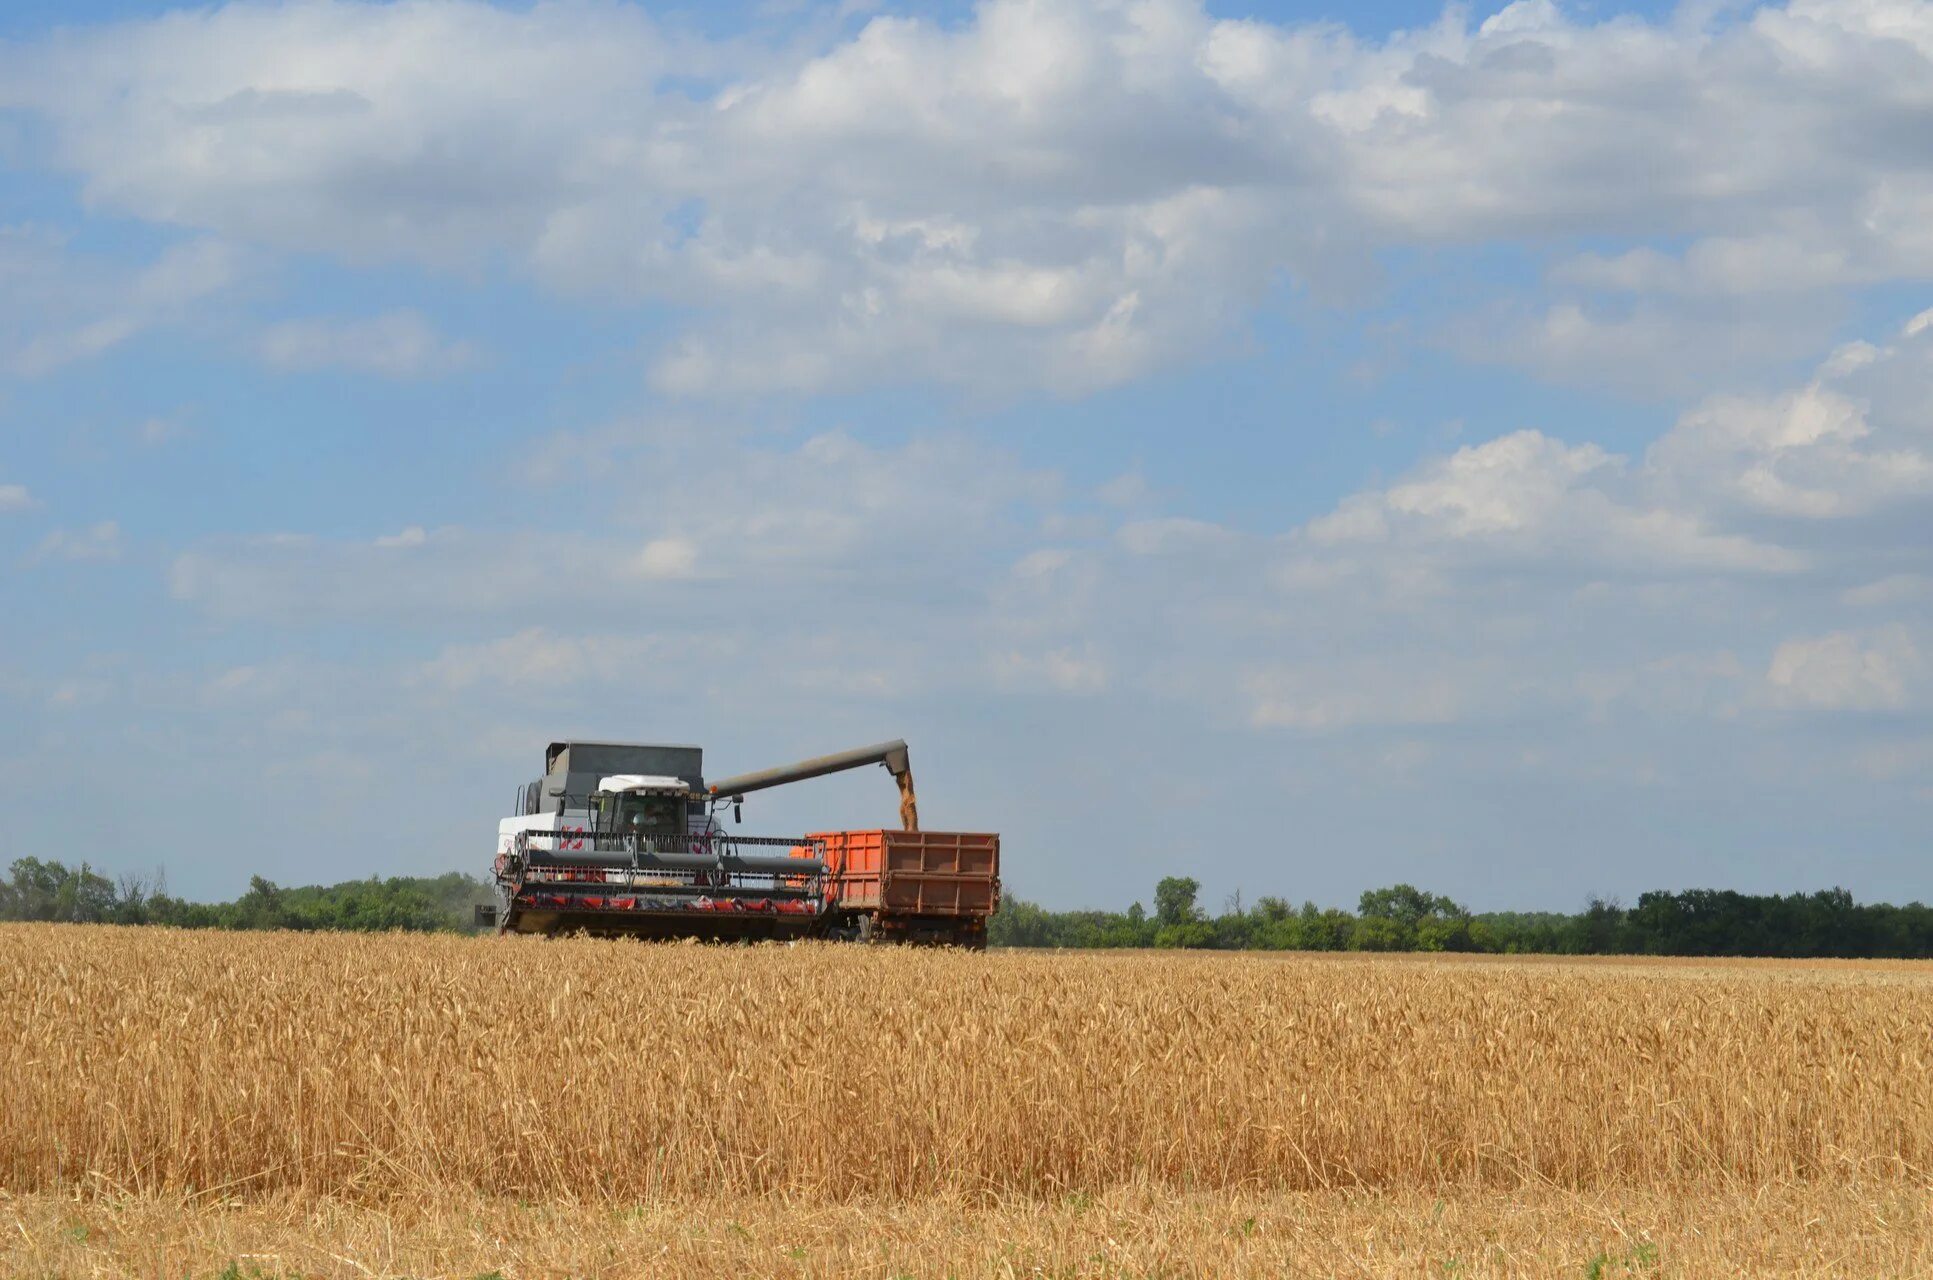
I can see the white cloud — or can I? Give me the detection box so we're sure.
[1653,386,1933,519]
[374,525,428,549]
[5,3,674,266]
[1844,575,1933,607]
[1116,517,1239,555]
[173,525,538,622]
[1554,236,1861,300]
[1853,738,1933,784]
[991,644,1109,695]
[1,232,245,377]
[633,537,699,581]
[46,677,112,708]
[1647,312,1933,521]
[204,665,267,699]
[1246,666,1468,732]
[1303,430,1801,575]
[419,629,668,691]
[1766,627,1925,712]
[0,483,32,512]
[35,521,123,562]
[168,429,1056,624]
[8,0,1933,394]
[257,310,475,377]
[137,416,187,446]
[1461,295,1844,399]
[1096,472,1151,507]
[1288,312,1933,611]
[1387,433,1616,537]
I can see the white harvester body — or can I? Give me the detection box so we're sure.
[495,776,714,857]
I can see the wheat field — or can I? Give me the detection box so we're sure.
[4,924,1932,1277]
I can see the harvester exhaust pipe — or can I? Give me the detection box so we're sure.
[708,739,919,831]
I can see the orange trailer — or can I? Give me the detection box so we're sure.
[806,829,1000,949]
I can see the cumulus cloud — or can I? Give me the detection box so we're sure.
[1651,379,1933,522]
[991,644,1110,695]
[419,629,668,690]
[633,537,700,581]
[1459,294,1847,400]
[172,524,572,624]
[136,416,188,446]
[0,483,33,512]
[374,525,429,549]
[0,230,245,377]
[2,2,673,265]
[1303,430,1800,575]
[168,430,1056,624]
[1288,305,1933,614]
[34,521,124,563]
[1116,517,1240,556]
[1766,627,1925,712]
[1246,663,1471,732]
[1844,575,1933,607]
[1230,313,1933,725]
[6,0,1933,394]
[257,310,475,377]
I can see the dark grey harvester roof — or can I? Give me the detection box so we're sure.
[544,742,705,792]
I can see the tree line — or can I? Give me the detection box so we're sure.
[5,858,1932,958]
[0,858,491,933]
[989,877,1933,959]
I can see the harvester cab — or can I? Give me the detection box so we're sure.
[592,776,691,843]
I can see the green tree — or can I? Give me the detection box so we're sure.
[1349,915,1410,951]
[1414,915,1477,952]
[0,858,118,923]
[1298,903,1355,951]
[234,876,289,930]
[1357,883,1465,925]
[1153,920,1216,949]
[1253,896,1293,923]
[1154,876,1203,927]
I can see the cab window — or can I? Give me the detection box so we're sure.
[616,793,681,837]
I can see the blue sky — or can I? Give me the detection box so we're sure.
[1,0,1930,911]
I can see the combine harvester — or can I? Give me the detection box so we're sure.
[479,739,999,948]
